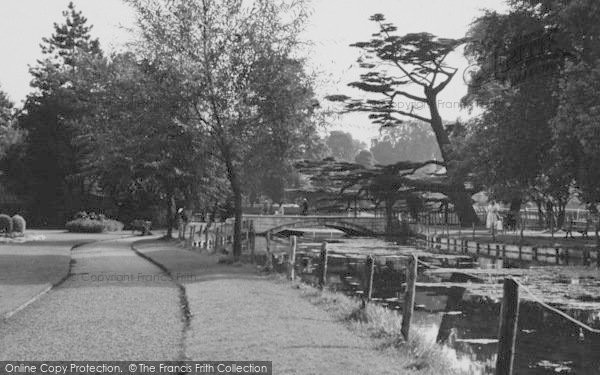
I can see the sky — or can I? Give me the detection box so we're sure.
[0,0,509,143]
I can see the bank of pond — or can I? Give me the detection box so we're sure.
[264,232,600,375]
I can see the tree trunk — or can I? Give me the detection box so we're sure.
[557,201,566,229]
[225,154,243,261]
[426,91,478,226]
[509,197,522,213]
[536,200,545,229]
[446,186,479,226]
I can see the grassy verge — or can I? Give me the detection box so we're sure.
[267,274,469,375]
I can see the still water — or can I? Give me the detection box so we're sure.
[269,231,600,374]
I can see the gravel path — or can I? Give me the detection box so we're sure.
[135,240,408,374]
[0,231,130,318]
[0,237,182,360]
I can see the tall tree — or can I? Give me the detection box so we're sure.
[328,14,478,225]
[462,0,600,225]
[0,87,25,213]
[67,52,226,236]
[127,0,318,259]
[18,2,102,225]
[552,64,600,209]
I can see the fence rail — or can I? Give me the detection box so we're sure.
[409,207,598,232]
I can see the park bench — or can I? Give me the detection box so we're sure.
[563,219,590,239]
[130,220,152,236]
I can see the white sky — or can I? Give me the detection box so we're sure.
[0,0,508,143]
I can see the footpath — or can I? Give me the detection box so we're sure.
[0,230,129,319]
[134,240,418,375]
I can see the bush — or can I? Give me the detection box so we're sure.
[12,215,26,233]
[0,214,13,234]
[65,219,106,233]
[65,218,124,233]
[103,219,124,232]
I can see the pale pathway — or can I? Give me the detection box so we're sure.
[136,240,409,375]
[0,237,182,360]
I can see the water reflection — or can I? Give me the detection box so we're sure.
[269,232,600,374]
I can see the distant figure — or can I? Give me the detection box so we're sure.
[301,198,309,215]
[177,208,188,239]
[276,203,285,215]
[486,200,500,235]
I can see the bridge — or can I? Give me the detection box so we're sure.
[243,215,388,236]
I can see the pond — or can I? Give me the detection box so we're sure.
[268,230,600,374]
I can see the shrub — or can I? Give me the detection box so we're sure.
[65,218,124,233]
[0,214,13,234]
[11,215,26,233]
[103,219,124,232]
[66,219,105,233]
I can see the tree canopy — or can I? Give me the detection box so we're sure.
[462,0,600,225]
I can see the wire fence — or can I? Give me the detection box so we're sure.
[414,257,600,335]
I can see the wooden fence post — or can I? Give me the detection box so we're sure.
[205,225,209,250]
[472,222,476,240]
[365,255,375,302]
[288,235,297,280]
[319,242,328,289]
[532,247,538,261]
[187,226,195,248]
[249,224,256,264]
[555,247,560,265]
[401,254,418,341]
[495,278,520,375]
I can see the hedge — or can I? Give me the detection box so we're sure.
[65,218,124,233]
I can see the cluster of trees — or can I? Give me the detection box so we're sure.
[460,0,600,227]
[0,1,324,258]
[305,0,600,229]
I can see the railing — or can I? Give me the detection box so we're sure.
[408,207,597,232]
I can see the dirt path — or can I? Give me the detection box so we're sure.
[135,240,415,374]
